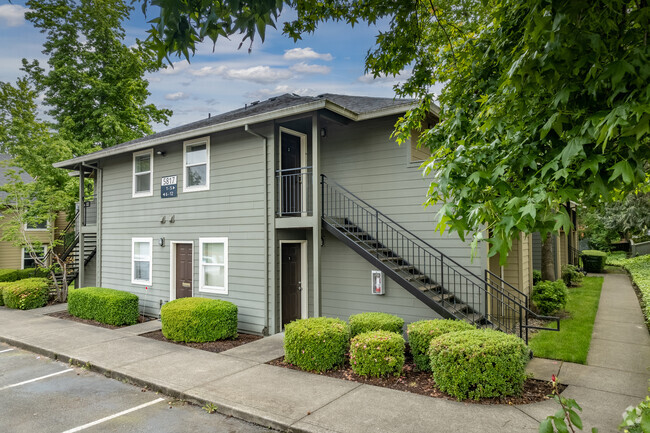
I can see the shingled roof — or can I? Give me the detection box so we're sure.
[0,154,34,200]
[54,93,420,169]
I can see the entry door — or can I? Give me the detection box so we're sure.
[175,243,193,299]
[282,243,302,326]
[280,130,304,215]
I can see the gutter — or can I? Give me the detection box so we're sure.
[244,124,270,336]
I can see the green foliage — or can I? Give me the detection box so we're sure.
[532,281,569,316]
[562,265,583,287]
[0,282,11,306]
[533,270,543,285]
[615,255,650,323]
[348,312,404,337]
[529,277,603,364]
[607,251,629,266]
[620,396,650,433]
[0,269,19,283]
[539,377,594,433]
[284,317,350,372]
[68,287,139,326]
[406,319,475,372]
[582,250,608,273]
[349,330,405,378]
[2,278,49,310]
[161,297,238,342]
[429,329,529,400]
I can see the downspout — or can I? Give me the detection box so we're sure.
[244,124,269,335]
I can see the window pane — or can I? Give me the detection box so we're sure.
[135,173,150,193]
[27,221,48,229]
[187,165,206,187]
[135,154,150,173]
[186,144,206,165]
[202,242,224,264]
[204,265,224,287]
[134,242,150,260]
[134,260,149,281]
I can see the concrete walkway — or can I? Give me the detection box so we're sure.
[0,273,648,433]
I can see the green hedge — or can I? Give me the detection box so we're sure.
[3,278,49,310]
[349,312,404,337]
[617,255,650,323]
[429,329,529,400]
[0,282,12,306]
[350,330,405,377]
[581,250,607,273]
[0,269,19,283]
[68,287,139,326]
[161,297,238,342]
[532,280,569,315]
[284,317,350,372]
[407,319,476,371]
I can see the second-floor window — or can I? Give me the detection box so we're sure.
[183,137,210,192]
[133,149,153,197]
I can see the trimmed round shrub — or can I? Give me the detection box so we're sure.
[68,287,139,326]
[407,319,476,371]
[161,297,238,342]
[349,330,405,377]
[284,317,349,372]
[3,278,49,310]
[561,264,583,287]
[16,268,49,280]
[349,312,404,337]
[532,280,568,315]
[0,269,19,283]
[581,250,607,273]
[429,329,529,400]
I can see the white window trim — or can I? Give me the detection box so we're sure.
[21,245,47,269]
[133,149,154,198]
[198,237,228,294]
[183,137,210,192]
[131,237,153,285]
[24,220,50,231]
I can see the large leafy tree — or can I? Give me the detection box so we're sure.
[147,1,650,271]
[23,0,172,152]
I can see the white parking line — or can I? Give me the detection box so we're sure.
[60,398,165,433]
[0,349,14,354]
[0,368,74,391]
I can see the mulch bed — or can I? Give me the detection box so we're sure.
[140,330,262,353]
[47,310,155,330]
[268,349,565,405]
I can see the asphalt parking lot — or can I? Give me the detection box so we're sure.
[0,342,274,433]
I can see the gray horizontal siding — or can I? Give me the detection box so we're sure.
[99,128,268,334]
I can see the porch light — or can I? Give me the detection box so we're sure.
[320,128,327,138]
[158,237,165,247]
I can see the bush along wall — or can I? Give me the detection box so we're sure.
[0,269,19,283]
[349,330,405,377]
[68,287,139,326]
[284,317,350,372]
[407,319,476,372]
[532,280,569,315]
[428,329,530,400]
[0,281,13,306]
[2,278,49,310]
[348,312,404,337]
[581,250,607,273]
[161,297,238,342]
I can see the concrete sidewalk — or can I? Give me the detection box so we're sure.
[0,273,648,433]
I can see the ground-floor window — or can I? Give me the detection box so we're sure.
[199,237,228,294]
[22,245,47,269]
[132,237,153,285]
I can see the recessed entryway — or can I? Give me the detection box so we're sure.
[280,240,308,327]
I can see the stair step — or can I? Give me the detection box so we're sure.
[392,265,416,272]
[379,256,402,262]
[405,273,427,282]
[431,292,454,302]
[449,302,470,313]
[418,283,441,292]
[356,240,381,246]
[461,313,484,324]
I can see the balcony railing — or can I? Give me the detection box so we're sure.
[276,167,313,217]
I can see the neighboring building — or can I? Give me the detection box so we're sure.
[54,94,539,337]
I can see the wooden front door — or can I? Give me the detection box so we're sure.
[281,131,303,215]
[175,243,193,299]
[282,243,302,326]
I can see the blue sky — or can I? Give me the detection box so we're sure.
[0,2,408,131]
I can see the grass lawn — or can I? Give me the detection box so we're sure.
[528,276,603,364]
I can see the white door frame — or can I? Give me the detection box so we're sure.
[279,127,308,216]
[169,241,194,301]
[279,239,308,324]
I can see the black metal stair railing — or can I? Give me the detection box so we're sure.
[276,167,313,216]
[321,175,560,342]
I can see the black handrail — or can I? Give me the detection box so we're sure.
[321,175,559,342]
[43,211,79,265]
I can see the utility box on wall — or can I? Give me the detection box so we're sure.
[371,270,384,295]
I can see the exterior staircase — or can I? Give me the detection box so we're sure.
[321,175,559,343]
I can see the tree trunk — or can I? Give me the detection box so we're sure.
[541,233,555,281]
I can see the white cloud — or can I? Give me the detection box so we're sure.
[283,47,333,61]
[160,60,190,75]
[0,5,29,27]
[245,85,315,100]
[165,92,189,101]
[188,65,292,84]
[289,62,331,75]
